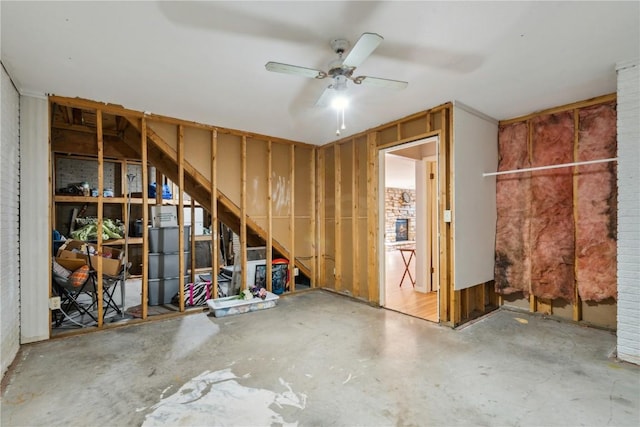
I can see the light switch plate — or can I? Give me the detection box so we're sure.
[444,210,452,223]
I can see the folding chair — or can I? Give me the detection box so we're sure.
[52,261,98,328]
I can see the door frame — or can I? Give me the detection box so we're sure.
[378,136,440,320]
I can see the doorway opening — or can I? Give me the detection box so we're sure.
[378,137,439,322]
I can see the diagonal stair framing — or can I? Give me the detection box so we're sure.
[121,118,312,280]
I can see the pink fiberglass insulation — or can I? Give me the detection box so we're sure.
[495,122,531,296]
[530,112,575,302]
[576,102,617,301]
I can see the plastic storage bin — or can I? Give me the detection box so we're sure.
[148,226,191,253]
[148,276,189,305]
[148,252,191,279]
[206,291,279,317]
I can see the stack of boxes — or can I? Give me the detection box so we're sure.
[148,206,190,305]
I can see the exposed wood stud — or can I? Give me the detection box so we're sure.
[352,140,360,297]
[267,140,273,292]
[334,143,342,291]
[141,118,149,319]
[317,149,326,287]
[96,109,105,327]
[527,118,536,314]
[241,136,247,291]
[190,199,196,284]
[310,147,317,287]
[289,144,296,292]
[178,125,185,312]
[211,130,219,299]
[572,109,583,322]
[367,133,378,303]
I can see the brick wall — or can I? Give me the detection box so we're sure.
[0,66,21,379]
[384,187,416,246]
[616,60,640,365]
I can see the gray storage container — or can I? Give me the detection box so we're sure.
[148,252,191,279]
[148,276,189,305]
[148,226,191,253]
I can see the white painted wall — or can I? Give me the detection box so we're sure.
[452,102,498,290]
[19,95,50,343]
[1,66,21,378]
[616,59,640,365]
[385,154,415,189]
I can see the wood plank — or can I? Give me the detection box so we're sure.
[289,144,295,292]
[211,130,219,299]
[377,130,442,150]
[241,136,247,290]
[367,133,378,303]
[352,140,360,297]
[334,143,342,291]
[178,125,185,312]
[310,147,317,287]
[572,109,582,322]
[96,109,105,327]
[500,93,616,125]
[141,119,149,319]
[190,200,196,284]
[267,140,273,292]
[317,149,326,286]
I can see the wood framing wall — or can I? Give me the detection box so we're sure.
[496,94,618,329]
[49,96,315,331]
[317,103,498,326]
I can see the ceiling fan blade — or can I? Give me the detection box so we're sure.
[265,62,327,79]
[342,32,383,68]
[355,75,408,90]
[315,86,334,107]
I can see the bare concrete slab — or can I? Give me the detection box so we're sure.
[2,291,638,426]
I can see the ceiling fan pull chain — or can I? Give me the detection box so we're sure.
[336,109,341,136]
[341,107,346,130]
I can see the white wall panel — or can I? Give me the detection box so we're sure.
[19,95,49,343]
[616,59,640,365]
[452,102,498,290]
[0,66,21,378]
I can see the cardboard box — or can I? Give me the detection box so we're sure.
[56,240,123,276]
[151,206,178,228]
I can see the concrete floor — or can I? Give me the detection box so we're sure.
[2,290,639,426]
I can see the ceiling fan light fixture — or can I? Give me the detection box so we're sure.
[331,94,349,110]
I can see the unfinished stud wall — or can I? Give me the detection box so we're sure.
[616,60,640,364]
[496,95,618,328]
[1,66,20,378]
[318,104,496,324]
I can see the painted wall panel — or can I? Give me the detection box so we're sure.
[294,146,313,217]
[1,67,21,377]
[216,133,241,207]
[19,95,50,343]
[452,103,498,290]
[271,143,291,218]
[149,121,178,151]
[183,126,211,181]
[246,139,268,217]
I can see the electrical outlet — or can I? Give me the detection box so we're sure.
[49,296,61,310]
[294,267,299,276]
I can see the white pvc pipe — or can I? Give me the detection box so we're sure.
[483,157,617,177]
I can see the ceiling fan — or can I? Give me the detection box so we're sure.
[265,32,408,107]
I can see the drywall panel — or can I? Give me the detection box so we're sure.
[216,133,241,206]
[1,67,20,376]
[357,136,368,218]
[183,126,211,180]
[20,95,50,343]
[148,121,178,151]
[358,218,369,300]
[272,142,291,218]
[453,103,498,290]
[295,217,313,272]
[340,142,353,217]
[401,116,427,139]
[324,147,335,218]
[273,218,291,256]
[294,146,313,217]
[246,139,268,217]
[324,220,335,287]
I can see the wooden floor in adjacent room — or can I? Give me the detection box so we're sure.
[384,248,438,322]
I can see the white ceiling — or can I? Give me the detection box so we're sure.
[2,1,638,146]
